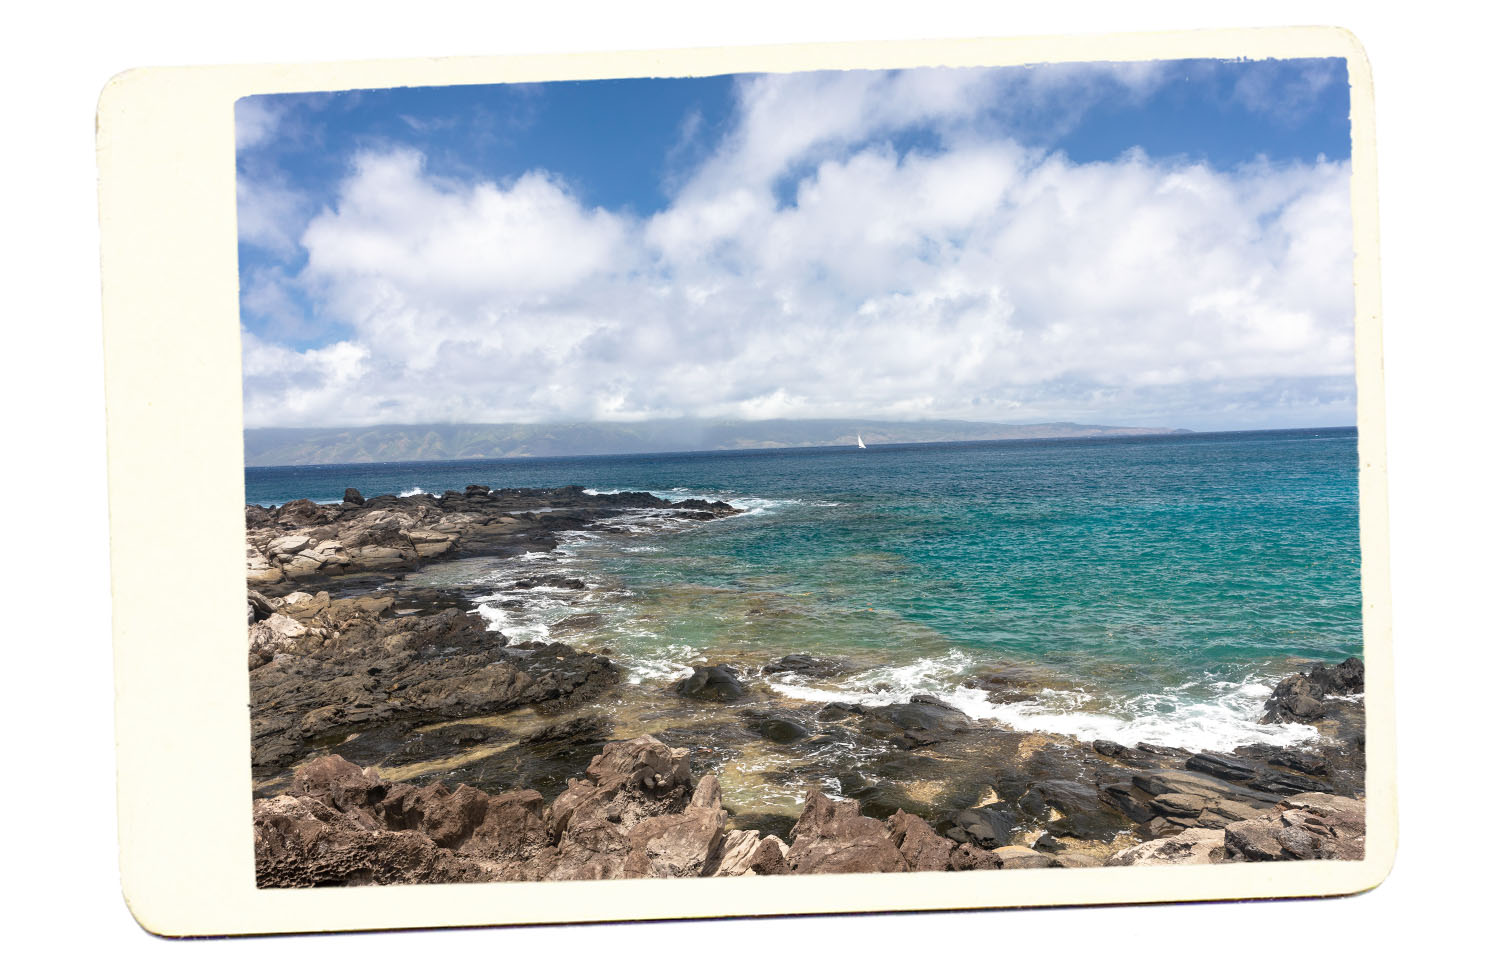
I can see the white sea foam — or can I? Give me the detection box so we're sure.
[582,485,827,519]
[623,642,705,685]
[471,557,604,643]
[475,601,553,643]
[398,486,431,498]
[766,650,976,709]
[958,681,1320,751]
[764,650,1320,751]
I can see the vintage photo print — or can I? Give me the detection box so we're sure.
[99,26,1392,935]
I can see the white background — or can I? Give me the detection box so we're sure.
[3,0,1491,963]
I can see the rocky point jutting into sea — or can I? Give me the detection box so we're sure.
[246,483,1366,886]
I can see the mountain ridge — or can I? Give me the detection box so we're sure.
[244,419,1192,467]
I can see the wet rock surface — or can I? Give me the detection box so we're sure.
[675,665,747,702]
[762,654,850,677]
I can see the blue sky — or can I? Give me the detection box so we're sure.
[237,58,1353,430]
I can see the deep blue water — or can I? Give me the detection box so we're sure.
[246,429,1362,749]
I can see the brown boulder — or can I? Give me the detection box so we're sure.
[887,809,957,871]
[703,830,792,876]
[254,793,494,888]
[786,790,909,874]
[546,736,696,881]
[948,842,1002,870]
[622,775,729,878]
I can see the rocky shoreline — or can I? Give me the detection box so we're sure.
[246,484,1366,886]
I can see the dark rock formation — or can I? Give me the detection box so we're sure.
[942,807,1018,849]
[1262,656,1364,724]
[244,484,1368,886]
[255,755,551,887]
[509,575,587,590]
[1184,752,1324,796]
[674,665,747,702]
[252,732,1367,886]
[1018,778,1127,841]
[762,654,849,677]
[1111,769,1278,836]
[858,694,973,749]
[248,591,616,775]
[247,589,276,625]
[1112,792,1366,865]
[743,710,810,744]
[245,485,739,588]
[255,736,793,887]
[887,810,955,871]
[948,843,1003,870]
[785,790,911,874]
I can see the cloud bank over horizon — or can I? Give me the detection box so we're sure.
[237,61,1355,431]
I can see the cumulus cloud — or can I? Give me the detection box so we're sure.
[240,66,1354,430]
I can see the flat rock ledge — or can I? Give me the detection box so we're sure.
[248,589,617,777]
[1106,793,1365,865]
[254,735,1365,887]
[246,485,738,588]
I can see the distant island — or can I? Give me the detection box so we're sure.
[243,419,1192,467]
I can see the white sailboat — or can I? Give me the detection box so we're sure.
[856,434,866,449]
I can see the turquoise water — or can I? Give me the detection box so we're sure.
[246,428,1363,750]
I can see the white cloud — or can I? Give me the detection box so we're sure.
[241,68,1353,431]
[236,174,309,257]
[303,149,629,300]
[1231,60,1342,122]
[235,98,283,150]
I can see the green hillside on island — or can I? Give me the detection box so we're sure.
[243,419,1191,467]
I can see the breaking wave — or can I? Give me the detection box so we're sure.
[763,650,1319,751]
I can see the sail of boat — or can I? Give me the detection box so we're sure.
[856,434,866,449]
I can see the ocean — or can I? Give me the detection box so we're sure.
[245,428,1363,753]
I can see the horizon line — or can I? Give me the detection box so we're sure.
[243,416,1187,432]
[244,425,1356,470]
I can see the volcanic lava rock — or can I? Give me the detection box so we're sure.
[761,654,849,677]
[859,694,974,749]
[743,711,810,744]
[675,665,747,702]
[941,807,1018,848]
[1261,657,1364,724]
[248,592,616,775]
